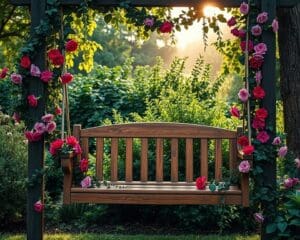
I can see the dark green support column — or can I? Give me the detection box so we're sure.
[27,1,47,239]
[260,0,277,239]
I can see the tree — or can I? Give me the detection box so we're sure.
[278,4,300,157]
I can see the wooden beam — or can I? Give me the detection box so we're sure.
[27,0,47,239]
[10,0,300,7]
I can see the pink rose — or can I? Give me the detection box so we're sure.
[46,121,56,133]
[61,73,73,84]
[42,113,54,123]
[284,178,299,189]
[238,88,250,102]
[278,146,288,158]
[254,213,264,223]
[55,106,62,115]
[230,106,240,118]
[65,39,78,52]
[0,67,8,79]
[254,43,267,55]
[255,71,262,84]
[159,21,173,33]
[227,17,237,27]
[73,143,82,155]
[251,25,262,36]
[34,122,46,133]
[238,160,251,173]
[81,176,92,188]
[10,73,23,85]
[40,70,53,83]
[240,40,254,52]
[257,12,268,24]
[80,158,89,172]
[25,131,42,142]
[196,176,207,190]
[295,158,300,169]
[256,131,270,143]
[144,18,154,27]
[252,117,266,129]
[30,64,41,77]
[272,136,281,145]
[34,200,44,213]
[27,95,38,107]
[239,2,249,15]
[272,19,279,32]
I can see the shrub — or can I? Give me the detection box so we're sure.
[0,112,27,227]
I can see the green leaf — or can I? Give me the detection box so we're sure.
[277,222,287,233]
[266,223,277,234]
[290,219,300,226]
[104,14,112,23]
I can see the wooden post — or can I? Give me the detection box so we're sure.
[27,1,47,239]
[261,0,277,239]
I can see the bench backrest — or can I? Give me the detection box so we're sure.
[74,123,240,183]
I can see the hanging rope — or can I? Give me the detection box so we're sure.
[244,0,252,144]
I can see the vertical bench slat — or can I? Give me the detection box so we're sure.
[229,139,237,171]
[200,139,208,179]
[126,138,133,182]
[81,138,89,159]
[140,138,148,182]
[156,138,164,182]
[171,138,178,182]
[215,139,222,181]
[185,138,193,182]
[111,138,118,181]
[96,138,104,181]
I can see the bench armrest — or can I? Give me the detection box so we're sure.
[61,154,74,204]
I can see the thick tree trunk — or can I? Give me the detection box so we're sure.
[278,4,300,157]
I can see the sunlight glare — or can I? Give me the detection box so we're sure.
[203,5,221,17]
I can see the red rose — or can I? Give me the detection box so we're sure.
[196,176,207,190]
[25,131,42,142]
[242,145,255,155]
[256,131,270,143]
[253,86,266,99]
[27,94,38,107]
[230,106,240,118]
[227,17,236,27]
[0,67,8,79]
[74,143,82,155]
[55,106,62,115]
[34,200,44,213]
[80,158,89,172]
[66,136,78,147]
[249,55,264,69]
[65,40,78,52]
[20,56,31,69]
[48,49,64,66]
[159,21,173,33]
[61,73,73,84]
[238,136,249,147]
[231,28,240,37]
[240,40,254,52]
[252,117,266,129]
[255,108,268,120]
[49,139,64,155]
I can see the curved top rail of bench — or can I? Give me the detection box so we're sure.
[75,123,237,138]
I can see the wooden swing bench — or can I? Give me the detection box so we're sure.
[61,123,249,207]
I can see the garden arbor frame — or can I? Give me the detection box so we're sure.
[10,0,299,240]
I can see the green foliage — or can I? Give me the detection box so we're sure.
[0,112,27,227]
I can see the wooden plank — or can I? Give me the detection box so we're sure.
[201,139,208,178]
[140,138,148,182]
[240,173,249,207]
[96,138,104,181]
[215,139,222,181]
[171,138,178,182]
[80,123,237,138]
[26,0,47,239]
[11,0,300,7]
[185,138,193,182]
[106,181,196,186]
[229,139,237,171]
[156,138,164,182]
[125,138,133,182]
[61,157,73,204]
[70,192,242,205]
[111,138,118,181]
[81,138,89,159]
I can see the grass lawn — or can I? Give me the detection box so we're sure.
[0,234,259,240]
